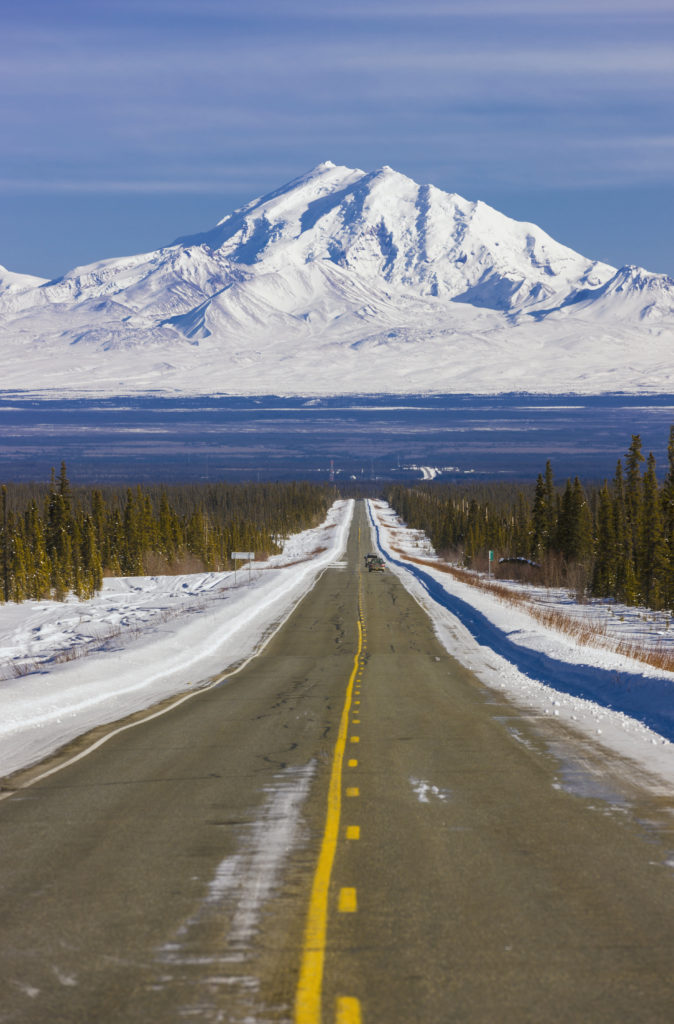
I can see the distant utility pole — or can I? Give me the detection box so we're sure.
[329,459,334,482]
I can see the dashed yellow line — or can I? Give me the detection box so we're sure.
[346,825,360,840]
[338,887,358,913]
[346,786,359,797]
[348,759,358,768]
[336,996,362,1024]
[294,599,363,1024]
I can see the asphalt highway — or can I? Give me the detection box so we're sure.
[0,502,673,1023]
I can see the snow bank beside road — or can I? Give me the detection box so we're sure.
[368,500,674,786]
[0,500,353,778]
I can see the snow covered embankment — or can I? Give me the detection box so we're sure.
[0,500,353,778]
[368,500,674,786]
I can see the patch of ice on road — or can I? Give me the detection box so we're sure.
[212,763,314,946]
[502,723,537,752]
[156,762,314,1020]
[166,762,314,952]
[52,966,77,987]
[13,981,40,999]
[410,777,451,803]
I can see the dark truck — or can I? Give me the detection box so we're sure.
[364,553,386,572]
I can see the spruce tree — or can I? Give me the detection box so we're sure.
[531,474,548,558]
[624,435,645,583]
[591,484,616,597]
[641,452,668,609]
[543,460,556,549]
[513,492,530,556]
[661,425,674,605]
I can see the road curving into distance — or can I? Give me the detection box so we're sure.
[0,501,672,1023]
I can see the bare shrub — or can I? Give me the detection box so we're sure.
[165,552,208,575]
[141,551,174,576]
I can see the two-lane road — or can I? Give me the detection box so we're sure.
[1,502,673,1022]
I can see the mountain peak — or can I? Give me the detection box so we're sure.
[169,161,616,309]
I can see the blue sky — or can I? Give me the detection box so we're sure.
[2,0,673,278]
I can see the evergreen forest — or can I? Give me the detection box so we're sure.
[385,428,674,611]
[0,465,334,602]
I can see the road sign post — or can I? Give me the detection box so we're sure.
[488,549,494,578]
[231,551,255,585]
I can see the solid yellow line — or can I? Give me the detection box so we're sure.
[336,996,362,1024]
[294,608,363,1024]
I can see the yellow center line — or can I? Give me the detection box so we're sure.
[336,996,362,1024]
[294,591,363,1024]
[338,887,358,913]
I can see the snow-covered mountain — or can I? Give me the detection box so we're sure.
[1,161,673,395]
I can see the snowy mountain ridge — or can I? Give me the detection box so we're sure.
[1,161,673,395]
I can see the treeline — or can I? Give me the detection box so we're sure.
[0,465,334,602]
[386,428,674,610]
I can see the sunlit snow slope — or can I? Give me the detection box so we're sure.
[1,161,673,395]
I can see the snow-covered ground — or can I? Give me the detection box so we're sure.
[0,500,353,778]
[368,500,674,788]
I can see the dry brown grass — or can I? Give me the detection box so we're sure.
[392,546,674,674]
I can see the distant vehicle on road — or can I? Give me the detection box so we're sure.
[365,553,386,572]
